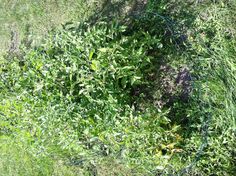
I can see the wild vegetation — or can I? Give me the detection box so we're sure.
[0,0,235,175]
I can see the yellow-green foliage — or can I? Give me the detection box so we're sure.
[0,0,235,175]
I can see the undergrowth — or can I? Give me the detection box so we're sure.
[0,0,235,175]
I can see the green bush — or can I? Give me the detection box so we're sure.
[1,19,182,174]
[1,1,235,175]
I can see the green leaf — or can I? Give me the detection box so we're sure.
[98,48,110,52]
[89,50,94,60]
[91,60,100,71]
[131,76,141,85]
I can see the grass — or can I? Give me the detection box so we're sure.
[0,0,96,54]
[0,0,236,175]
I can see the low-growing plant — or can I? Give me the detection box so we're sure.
[1,17,183,174]
[1,1,235,175]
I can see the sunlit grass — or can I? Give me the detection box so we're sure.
[0,0,96,53]
[0,1,235,175]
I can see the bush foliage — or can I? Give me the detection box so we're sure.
[0,0,235,175]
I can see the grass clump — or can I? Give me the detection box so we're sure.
[0,135,82,176]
